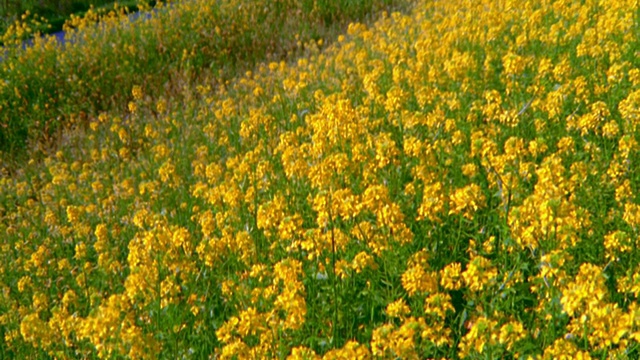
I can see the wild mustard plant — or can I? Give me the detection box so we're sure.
[1,0,640,358]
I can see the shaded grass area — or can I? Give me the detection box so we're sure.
[0,0,408,159]
[0,0,151,36]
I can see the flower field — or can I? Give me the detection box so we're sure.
[0,0,399,154]
[1,0,640,358]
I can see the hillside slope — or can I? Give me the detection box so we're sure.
[2,0,640,358]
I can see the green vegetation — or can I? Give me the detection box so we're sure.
[0,0,151,35]
[0,0,403,156]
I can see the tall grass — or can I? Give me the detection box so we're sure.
[0,0,402,155]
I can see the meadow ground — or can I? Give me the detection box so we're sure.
[1,0,640,358]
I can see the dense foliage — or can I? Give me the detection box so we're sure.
[0,0,397,154]
[0,0,133,36]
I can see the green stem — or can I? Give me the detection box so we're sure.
[328,192,339,347]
